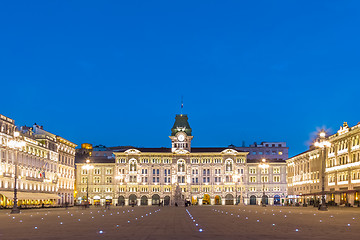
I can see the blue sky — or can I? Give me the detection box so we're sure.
[1,1,359,156]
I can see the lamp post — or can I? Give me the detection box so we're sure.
[82,159,94,208]
[314,131,331,211]
[234,174,241,205]
[7,131,26,214]
[259,158,269,207]
[235,175,238,205]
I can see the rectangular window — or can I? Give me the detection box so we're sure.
[273,167,280,174]
[94,177,100,184]
[261,176,268,183]
[273,176,280,182]
[106,177,112,183]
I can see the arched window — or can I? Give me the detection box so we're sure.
[177,160,185,173]
[129,159,137,172]
[225,159,233,172]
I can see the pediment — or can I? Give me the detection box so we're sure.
[124,149,141,155]
[221,149,238,155]
[174,149,190,155]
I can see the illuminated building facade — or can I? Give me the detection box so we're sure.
[0,114,76,207]
[76,114,287,206]
[287,122,360,206]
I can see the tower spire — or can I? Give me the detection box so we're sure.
[181,96,183,115]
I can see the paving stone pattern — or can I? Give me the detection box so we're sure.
[0,206,359,240]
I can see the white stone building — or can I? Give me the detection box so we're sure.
[287,122,360,206]
[0,114,76,207]
[76,114,287,206]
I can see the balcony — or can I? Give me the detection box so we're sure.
[351,145,360,151]
[326,161,360,172]
[338,149,348,155]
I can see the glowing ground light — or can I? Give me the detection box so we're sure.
[348,224,350,226]
[34,227,38,229]
[199,229,203,232]
[295,229,299,232]
[99,231,103,234]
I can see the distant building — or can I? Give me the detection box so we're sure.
[75,113,287,206]
[236,142,288,162]
[287,122,360,206]
[0,114,76,207]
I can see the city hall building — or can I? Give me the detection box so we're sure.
[76,114,287,206]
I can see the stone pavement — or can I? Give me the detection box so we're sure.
[0,205,359,239]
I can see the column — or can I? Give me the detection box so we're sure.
[210,198,215,205]
[348,193,355,206]
[148,199,152,206]
[221,198,225,205]
[335,194,340,205]
[198,199,203,205]
[125,199,129,206]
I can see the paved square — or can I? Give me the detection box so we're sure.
[0,206,359,239]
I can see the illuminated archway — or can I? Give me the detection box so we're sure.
[152,194,160,205]
[203,194,210,205]
[215,195,221,205]
[225,194,234,205]
[141,196,148,205]
[250,195,256,205]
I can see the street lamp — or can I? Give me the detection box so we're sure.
[82,159,94,208]
[234,174,242,205]
[314,131,331,211]
[259,158,269,207]
[7,131,26,214]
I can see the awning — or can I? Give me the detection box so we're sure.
[0,191,61,200]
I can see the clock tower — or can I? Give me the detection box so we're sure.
[169,114,193,152]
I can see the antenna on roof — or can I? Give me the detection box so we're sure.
[181,96,184,115]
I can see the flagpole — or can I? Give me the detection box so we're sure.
[181,96,183,115]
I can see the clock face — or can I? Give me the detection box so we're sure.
[178,134,185,142]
